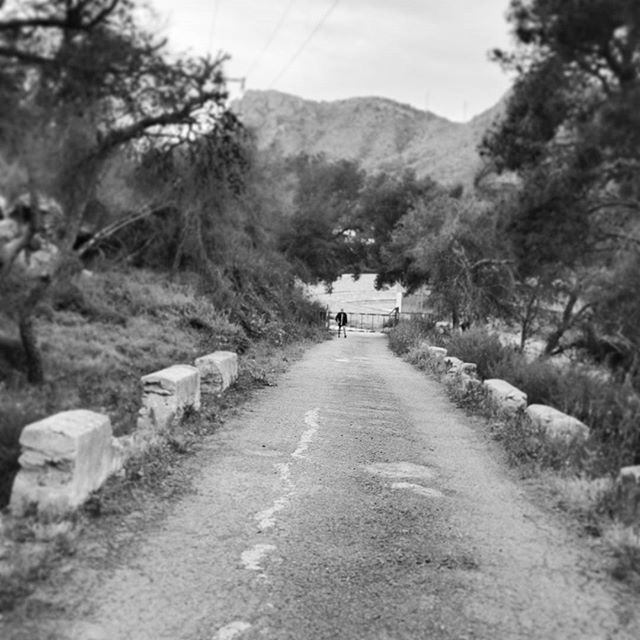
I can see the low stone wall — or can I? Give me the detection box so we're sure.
[483,379,527,415]
[10,410,120,517]
[617,466,640,525]
[9,351,238,519]
[525,404,589,443]
[137,364,201,436]
[195,351,238,395]
[426,346,447,373]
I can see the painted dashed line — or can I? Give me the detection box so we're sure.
[242,409,321,580]
[241,544,276,571]
[255,496,289,531]
[292,408,320,459]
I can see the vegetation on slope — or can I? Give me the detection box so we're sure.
[0,1,325,509]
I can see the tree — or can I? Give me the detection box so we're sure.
[379,195,515,327]
[481,0,640,366]
[278,155,365,284]
[0,0,241,382]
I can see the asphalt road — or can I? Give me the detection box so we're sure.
[11,333,640,639]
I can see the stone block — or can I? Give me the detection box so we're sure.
[444,356,463,372]
[194,351,238,395]
[483,379,527,415]
[426,346,447,374]
[525,404,589,442]
[616,466,640,524]
[10,410,115,517]
[459,363,478,377]
[137,365,200,434]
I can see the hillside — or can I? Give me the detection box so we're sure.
[233,90,506,185]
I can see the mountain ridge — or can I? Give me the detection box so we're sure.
[232,89,506,185]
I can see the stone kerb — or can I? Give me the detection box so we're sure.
[137,364,200,435]
[427,346,447,373]
[194,351,238,395]
[444,356,463,373]
[10,410,117,517]
[483,379,527,415]
[616,466,640,524]
[525,404,589,443]
[445,360,481,395]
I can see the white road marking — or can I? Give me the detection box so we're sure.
[334,358,350,363]
[391,482,444,498]
[292,409,320,459]
[255,496,289,531]
[254,462,294,531]
[241,544,276,571]
[212,621,252,640]
[275,461,292,487]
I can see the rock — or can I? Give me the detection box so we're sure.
[194,351,239,395]
[110,436,130,475]
[459,363,478,377]
[616,465,640,525]
[525,404,589,442]
[443,356,463,372]
[10,410,115,517]
[483,379,527,415]
[137,364,200,435]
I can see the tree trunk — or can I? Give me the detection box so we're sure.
[544,291,578,355]
[19,311,43,384]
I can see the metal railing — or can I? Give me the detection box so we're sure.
[322,309,434,332]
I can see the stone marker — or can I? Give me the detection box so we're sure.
[525,404,589,442]
[10,410,115,517]
[459,363,478,377]
[444,356,463,372]
[194,351,238,395]
[616,465,640,524]
[427,346,447,373]
[137,364,200,434]
[483,379,527,415]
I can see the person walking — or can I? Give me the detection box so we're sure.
[335,308,348,338]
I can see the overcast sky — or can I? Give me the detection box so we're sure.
[149,0,515,122]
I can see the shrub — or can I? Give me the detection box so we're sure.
[387,317,435,355]
[492,355,565,406]
[445,327,510,380]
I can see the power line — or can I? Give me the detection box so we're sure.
[245,0,297,78]
[269,0,340,88]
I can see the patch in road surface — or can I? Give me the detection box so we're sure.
[364,461,436,480]
[391,482,444,499]
[212,621,252,640]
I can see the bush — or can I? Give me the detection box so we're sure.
[445,328,510,380]
[387,317,435,355]
[492,355,565,406]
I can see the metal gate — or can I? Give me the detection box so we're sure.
[323,309,433,333]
